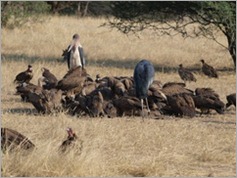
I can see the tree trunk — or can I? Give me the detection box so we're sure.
[226,29,236,68]
[83,2,90,17]
[229,42,236,67]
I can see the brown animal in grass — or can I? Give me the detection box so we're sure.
[120,77,134,90]
[27,87,63,114]
[195,88,219,98]
[59,128,78,153]
[90,87,115,101]
[163,93,196,117]
[41,67,58,90]
[147,86,167,111]
[81,81,97,96]
[193,88,224,114]
[57,66,87,92]
[111,96,143,117]
[89,91,105,117]
[69,90,105,117]
[44,89,63,112]
[161,82,194,96]
[15,82,43,102]
[1,127,35,152]
[150,80,163,89]
[96,76,126,96]
[105,76,126,96]
[200,59,218,78]
[178,64,197,83]
[226,93,236,109]
[104,102,118,118]
[14,65,33,84]
[15,76,45,101]
[27,89,50,114]
[162,82,186,88]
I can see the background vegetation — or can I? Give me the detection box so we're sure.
[1,1,236,66]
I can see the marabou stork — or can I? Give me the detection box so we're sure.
[64,34,86,70]
[133,59,155,118]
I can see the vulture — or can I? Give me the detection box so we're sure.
[59,128,78,153]
[226,93,236,108]
[1,127,35,152]
[27,88,63,114]
[16,76,63,114]
[70,90,105,117]
[104,102,118,118]
[89,87,115,102]
[110,96,143,117]
[95,74,102,83]
[15,77,44,102]
[27,89,50,114]
[178,64,197,83]
[120,76,134,90]
[41,67,58,90]
[89,91,105,117]
[107,77,126,97]
[147,85,167,112]
[57,66,88,92]
[163,93,196,117]
[62,34,86,70]
[81,81,97,96]
[95,76,127,97]
[193,87,225,114]
[195,88,219,98]
[200,59,218,78]
[161,82,194,96]
[14,64,33,84]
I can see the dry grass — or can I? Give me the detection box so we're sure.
[1,16,236,177]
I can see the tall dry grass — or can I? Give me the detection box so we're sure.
[1,15,234,68]
[1,16,236,177]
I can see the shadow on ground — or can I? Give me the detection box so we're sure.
[2,53,235,73]
[2,107,37,115]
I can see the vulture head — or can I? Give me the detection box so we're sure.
[200,59,205,64]
[179,64,183,68]
[27,65,33,72]
[66,127,77,140]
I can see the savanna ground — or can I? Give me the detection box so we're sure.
[1,16,236,177]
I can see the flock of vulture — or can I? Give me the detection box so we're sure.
[12,60,235,118]
[2,34,236,153]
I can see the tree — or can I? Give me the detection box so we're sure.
[46,1,112,17]
[1,1,50,28]
[107,1,236,67]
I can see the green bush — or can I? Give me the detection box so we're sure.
[1,1,50,28]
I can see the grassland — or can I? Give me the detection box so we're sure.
[1,16,236,177]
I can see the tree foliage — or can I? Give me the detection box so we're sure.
[1,1,112,28]
[1,1,50,28]
[108,1,236,66]
[46,1,112,16]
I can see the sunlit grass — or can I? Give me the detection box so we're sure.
[1,15,236,177]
